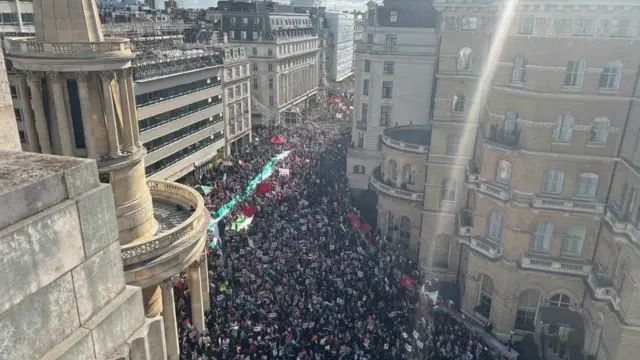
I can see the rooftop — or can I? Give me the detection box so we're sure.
[385,125,430,146]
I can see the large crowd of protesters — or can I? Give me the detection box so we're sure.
[173,117,510,359]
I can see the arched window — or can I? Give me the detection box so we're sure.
[504,109,519,133]
[589,117,610,143]
[452,93,467,113]
[385,211,395,237]
[487,210,503,243]
[441,178,457,202]
[476,275,494,319]
[399,216,411,247]
[549,294,571,308]
[599,60,622,90]
[388,160,397,181]
[575,172,598,197]
[457,47,472,71]
[433,234,451,269]
[512,56,527,84]
[515,289,541,331]
[564,59,586,87]
[496,160,512,185]
[530,221,553,253]
[552,114,574,141]
[562,226,585,256]
[542,169,565,194]
[402,164,414,185]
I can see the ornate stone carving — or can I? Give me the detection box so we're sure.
[25,71,41,83]
[160,279,175,292]
[46,71,62,84]
[120,240,160,260]
[189,260,201,269]
[99,71,114,82]
[76,72,90,83]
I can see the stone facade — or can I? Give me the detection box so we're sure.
[0,151,166,360]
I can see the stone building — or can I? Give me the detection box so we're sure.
[324,11,355,84]
[209,1,320,125]
[4,1,211,359]
[361,0,640,358]
[220,42,253,154]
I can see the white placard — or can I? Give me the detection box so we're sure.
[413,330,419,339]
[330,245,335,250]
[384,344,389,350]
[302,225,307,231]
[416,340,424,349]
[402,332,408,339]
[216,294,224,301]
[358,271,363,278]
[405,344,412,352]
[253,326,262,332]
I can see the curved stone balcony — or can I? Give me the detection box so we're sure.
[382,125,430,154]
[370,167,424,203]
[122,180,209,289]
[6,37,134,71]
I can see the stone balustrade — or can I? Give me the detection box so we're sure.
[604,203,640,244]
[6,37,132,58]
[370,169,425,202]
[587,270,622,312]
[382,134,430,154]
[521,253,592,276]
[459,236,502,259]
[532,195,605,214]
[121,180,206,265]
[468,179,511,201]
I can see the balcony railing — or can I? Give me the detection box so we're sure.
[469,179,511,201]
[488,125,520,148]
[382,134,429,154]
[459,236,502,259]
[355,42,433,56]
[7,37,132,58]
[604,202,640,245]
[458,209,473,236]
[587,268,621,311]
[532,195,605,214]
[370,167,424,202]
[120,180,207,265]
[521,253,592,276]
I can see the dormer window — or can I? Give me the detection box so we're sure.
[390,11,397,23]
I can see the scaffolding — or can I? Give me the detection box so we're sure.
[103,19,225,81]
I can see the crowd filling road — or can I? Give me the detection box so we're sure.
[175,118,510,359]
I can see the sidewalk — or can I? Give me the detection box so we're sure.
[447,309,519,359]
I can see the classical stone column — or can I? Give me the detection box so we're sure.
[117,69,136,153]
[99,71,121,156]
[17,72,39,152]
[26,71,52,154]
[76,72,98,158]
[125,69,141,146]
[47,72,74,156]
[160,279,180,360]
[188,260,206,332]
[199,253,211,312]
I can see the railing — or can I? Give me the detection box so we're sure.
[532,196,605,214]
[370,167,424,202]
[470,180,511,201]
[355,42,433,56]
[381,128,430,154]
[460,236,502,259]
[587,269,621,311]
[120,180,206,265]
[521,253,592,276]
[604,202,640,245]
[488,125,520,148]
[7,37,132,57]
[458,209,473,236]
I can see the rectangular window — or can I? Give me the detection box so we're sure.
[367,33,374,44]
[390,11,397,23]
[252,47,257,56]
[253,31,259,39]
[612,19,632,37]
[14,108,22,122]
[383,61,394,74]
[235,85,241,97]
[227,69,233,79]
[519,17,535,34]
[243,17,248,24]
[381,81,393,99]
[242,83,248,95]
[252,77,258,90]
[446,135,461,155]
[241,65,247,76]
[228,31,234,40]
[268,49,273,56]
[227,88,234,100]
[364,60,371,72]
[573,18,595,36]
[18,130,26,143]
[241,31,247,40]
[361,103,368,123]
[254,18,260,25]
[385,34,397,45]
[21,13,34,24]
[368,10,375,26]
[362,79,369,95]
[269,78,274,89]
[380,106,391,127]
[10,85,18,99]
[268,63,273,72]
[234,67,240,77]
[253,63,258,71]
[269,94,274,106]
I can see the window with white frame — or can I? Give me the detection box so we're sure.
[542,169,564,194]
[362,79,369,96]
[382,81,393,98]
[575,172,598,197]
[441,178,456,202]
[433,235,451,269]
[390,11,397,23]
[562,226,585,256]
[549,294,572,308]
[512,56,527,84]
[383,61,395,74]
[599,60,622,90]
[452,93,466,113]
[612,19,632,37]
[530,221,552,253]
[446,134,461,155]
[457,48,472,71]
[402,164,414,185]
[519,17,535,34]
[388,159,397,181]
[573,18,595,36]
[487,210,503,243]
[496,160,512,185]
[504,109,518,133]
[564,59,586,87]
[380,106,392,127]
[552,114,574,141]
[476,275,494,318]
[515,290,540,331]
[9,85,18,99]
[588,117,610,143]
[241,31,247,40]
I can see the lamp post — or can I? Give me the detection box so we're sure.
[508,329,515,351]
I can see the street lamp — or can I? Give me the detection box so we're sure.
[508,329,515,351]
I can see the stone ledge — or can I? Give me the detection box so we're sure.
[41,328,95,360]
[75,184,119,258]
